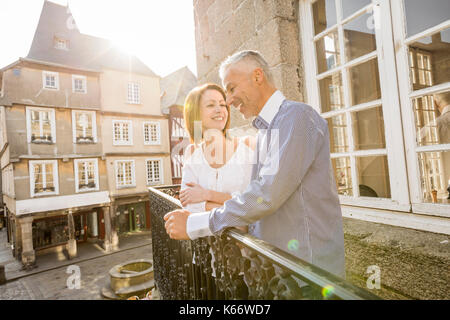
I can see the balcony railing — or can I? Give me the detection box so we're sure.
[149,186,380,300]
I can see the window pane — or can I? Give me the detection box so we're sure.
[404,0,450,37]
[312,0,337,35]
[319,72,344,113]
[315,31,340,74]
[352,106,386,150]
[327,114,349,153]
[408,28,450,90]
[332,157,353,196]
[414,91,450,146]
[349,58,381,106]
[418,151,450,204]
[342,0,372,19]
[343,11,377,62]
[76,112,93,139]
[357,156,391,198]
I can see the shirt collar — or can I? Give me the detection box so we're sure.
[252,90,286,129]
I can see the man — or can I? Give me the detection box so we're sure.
[164,50,345,278]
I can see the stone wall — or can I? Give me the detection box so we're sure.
[193,0,303,128]
[343,218,449,300]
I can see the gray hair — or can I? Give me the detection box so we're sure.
[219,50,274,85]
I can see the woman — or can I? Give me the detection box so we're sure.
[180,83,255,216]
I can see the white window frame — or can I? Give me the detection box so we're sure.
[127,82,141,104]
[143,121,161,145]
[146,158,164,185]
[390,0,450,218]
[112,120,133,146]
[29,160,59,197]
[115,160,136,188]
[71,110,97,143]
[72,75,87,94]
[299,0,411,212]
[26,106,57,143]
[74,158,99,193]
[42,71,59,90]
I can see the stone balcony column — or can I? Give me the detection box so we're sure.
[18,216,35,267]
[66,211,77,259]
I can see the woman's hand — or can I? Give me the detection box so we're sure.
[180,182,209,206]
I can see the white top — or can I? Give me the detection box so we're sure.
[181,137,255,218]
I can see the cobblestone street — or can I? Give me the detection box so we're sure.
[0,229,153,300]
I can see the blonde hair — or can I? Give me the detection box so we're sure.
[183,83,230,144]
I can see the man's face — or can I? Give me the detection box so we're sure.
[222,64,260,119]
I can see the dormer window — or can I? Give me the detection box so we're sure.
[54,37,69,50]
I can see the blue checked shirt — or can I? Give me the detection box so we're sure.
[186,91,345,277]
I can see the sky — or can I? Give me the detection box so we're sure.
[0,0,197,77]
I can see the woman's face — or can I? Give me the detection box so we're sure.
[199,89,228,132]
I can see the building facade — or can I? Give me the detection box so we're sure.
[0,1,171,266]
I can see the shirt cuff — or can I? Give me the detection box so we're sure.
[186,211,214,240]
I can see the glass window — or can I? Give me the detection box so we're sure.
[357,156,391,198]
[144,122,161,145]
[146,159,162,185]
[352,106,386,150]
[341,0,372,19]
[316,31,340,73]
[343,11,377,62]
[29,160,58,197]
[310,0,391,202]
[319,72,344,112]
[75,159,99,192]
[32,217,69,249]
[113,120,132,145]
[27,108,55,143]
[127,82,140,104]
[43,71,59,89]
[312,0,337,35]
[327,114,348,153]
[72,75,87,93]
[404,0,450,37]
[418,151,450,204]
[408,28,450,90]
[348,58,381,106]
[332,157,353,196]
[116,160,135,188]
[73,111,96,143]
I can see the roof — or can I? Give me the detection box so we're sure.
[26,1,157,77]
[160,66,197,114]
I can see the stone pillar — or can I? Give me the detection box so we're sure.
[18,216,35,268]
[102,206,112,252]
[66,211,77,259]
[110,205,119,250]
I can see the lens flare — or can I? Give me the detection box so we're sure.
[321,285,335,299]
[287,239,299,251]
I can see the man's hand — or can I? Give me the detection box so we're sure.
[164,209,191,240]
[180,182,208,206]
